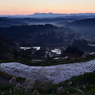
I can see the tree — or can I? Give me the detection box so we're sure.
[62,46,84,57]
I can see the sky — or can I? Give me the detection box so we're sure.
[0,0,95,15]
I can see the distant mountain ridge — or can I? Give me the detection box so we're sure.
[0,13,95,18]
[0,13,95,27]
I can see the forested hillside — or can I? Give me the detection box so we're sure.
[0,24,75,47]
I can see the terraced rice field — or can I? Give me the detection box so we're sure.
[0,59,95,84]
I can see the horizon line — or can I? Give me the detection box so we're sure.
[0,12,95,16]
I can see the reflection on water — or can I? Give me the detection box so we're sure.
[20,47,40,50]
[51,49,61,55]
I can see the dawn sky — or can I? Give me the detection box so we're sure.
[0,0,95,15]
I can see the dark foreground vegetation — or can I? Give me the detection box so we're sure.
[1,71,95,95]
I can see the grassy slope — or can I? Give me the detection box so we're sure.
[1,72,95,95]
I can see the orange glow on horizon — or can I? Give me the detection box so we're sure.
[0,10,95,15]
[0,0,95,15]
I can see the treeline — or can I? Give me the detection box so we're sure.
[72,39,95,52]
[0,24,75,47]
[0,35,18,60]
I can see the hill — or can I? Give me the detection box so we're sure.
[0,17,27,27]
[0,24,75,47]
[67,18,95,35]
[0,35,17,60]
[68,18,95,27]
